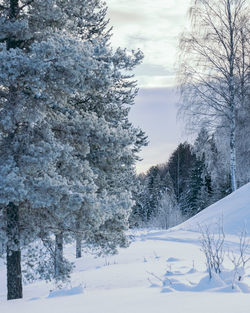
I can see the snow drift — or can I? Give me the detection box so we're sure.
[174,183,250,234]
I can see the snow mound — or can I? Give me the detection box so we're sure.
[174,183,250,235]
[48,285,84,298]
[167,257,180,262]
[161,270,250,294]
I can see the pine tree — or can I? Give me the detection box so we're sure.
[64,0,145,258]
[0,0,145,298]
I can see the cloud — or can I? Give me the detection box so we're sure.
[106,0,190,88]
[108,9,146,25]
[136,75,176,88]
[134,64,173,77]
[104,2,192,171]
[129,87,187,173]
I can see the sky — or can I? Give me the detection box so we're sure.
[106,0,191,173]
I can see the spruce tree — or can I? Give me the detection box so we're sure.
[167,142,196,215]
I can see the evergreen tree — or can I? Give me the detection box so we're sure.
[129,173,148,227]
[0,0,145,299]
[143,166,165,221]
[66,0,146,258]
[187,129,213,215]
[167,142,196,215]
[184,153,210,216]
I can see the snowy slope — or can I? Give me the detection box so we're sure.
[0,183,250,313]
[174,182,250,234]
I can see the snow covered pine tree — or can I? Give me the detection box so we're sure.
[0,0,145,299]
[65,1,146,258]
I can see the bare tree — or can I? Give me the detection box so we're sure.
[177,0,250,192]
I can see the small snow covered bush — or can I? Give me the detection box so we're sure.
[199,222,225,278]
[228,228,250,289]
[199,221,250,289]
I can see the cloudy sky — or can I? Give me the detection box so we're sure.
[106,0,191,173]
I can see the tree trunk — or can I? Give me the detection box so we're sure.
[6,202,23,300]
[76,235,82,258]
[227,0,237,192]
[5,1,23,301]
[177,149,180,201]
[54,232,63,279]
[75,219,82,258]
[230,118,237,192]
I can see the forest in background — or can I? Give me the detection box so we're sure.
[130,0,250,229]
[130,116,250,228]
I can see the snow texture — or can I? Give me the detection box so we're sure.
[173,182,250,234]
[0,183,250,312]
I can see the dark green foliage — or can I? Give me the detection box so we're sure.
[168,142,196,203]
[144,166,164,220]
[183,154,212,217]
[133,134,234,223]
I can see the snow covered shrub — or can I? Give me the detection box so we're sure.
[228,228,250,289]
[200,221,250,289]
[199,222,225,278]
[22,236,73,284]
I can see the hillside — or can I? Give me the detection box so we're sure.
[174,182,250,234]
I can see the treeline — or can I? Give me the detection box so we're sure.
[130,121,250,227]
[131,0,250,228]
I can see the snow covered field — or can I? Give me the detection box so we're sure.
[0,183,250,313]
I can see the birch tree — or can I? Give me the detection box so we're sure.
[178,0,250,191]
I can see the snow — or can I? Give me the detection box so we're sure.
[173,182,250,234]
[0,183,250,312]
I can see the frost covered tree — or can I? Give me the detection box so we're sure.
[129,173,148,227]
[235,103,250,185]
[210,110,250,194]
[131,165,183,228]
[63,0,145,258]
[0,0,106,299]
[142,166,165,221]
[155,189,182,229]
[150,171,182,229]
[0,0,144,299]
[178,0,250,192]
